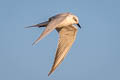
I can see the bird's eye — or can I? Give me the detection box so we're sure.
[73,17,77,22]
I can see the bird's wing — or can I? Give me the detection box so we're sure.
[32,15,68,45]
[48,25,78,76]
[25,21,49,28]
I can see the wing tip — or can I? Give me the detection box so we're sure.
[48,69,54,76]
[48,70,53,76]
[48,72,51,76]
[24,26,36,28]
[32,40,39,46]
[32,35,43,46]
[32,42,35,46]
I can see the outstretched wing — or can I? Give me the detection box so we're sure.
[25,21,49,28]
[32,14,68,45]
[48,25,78,76]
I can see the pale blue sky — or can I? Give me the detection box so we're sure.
[0,0,120,80]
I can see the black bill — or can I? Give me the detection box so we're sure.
[77,23,81,29]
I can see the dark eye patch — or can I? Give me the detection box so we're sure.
[73,17,77,22]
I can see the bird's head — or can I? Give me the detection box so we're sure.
[72,16,81,29]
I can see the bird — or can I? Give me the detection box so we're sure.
[26,12,81,76]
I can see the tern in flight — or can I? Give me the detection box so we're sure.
[26,12,81,76]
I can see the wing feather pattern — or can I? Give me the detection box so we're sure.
[32,15,68,45]
[48,25,78,76]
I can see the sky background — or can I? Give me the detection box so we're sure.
[0,0,120,80]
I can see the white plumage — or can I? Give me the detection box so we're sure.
[26,12,81,76]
